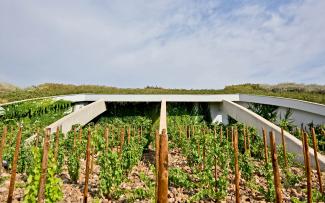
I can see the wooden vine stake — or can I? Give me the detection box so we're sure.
[246,127,250,156]
[127,126,131,144]
[186,126,189,139]
[54,126,60,161]
[83,129,91,203]
[157,129,168,203]
[300,126,307,168]
[140,126,143,142]
[104,127,108,152]
[280,128,288,168]
[73,128,77,149]
[220,126,223,143]
[111,126,114,152]
[197,139,201,170]
[303,132,312,203]
[155,130,160,202]
[214,155,218,192]
[202,136,206,170]
[226,127,229,142]
[262,128,268,164]
[37,128,51,203]
[311,128,323,193]
[243,126,247,153]
[79,128,83,144]
[7,127,22,203]
[90,144,94,175]
[233,128,240,203]
[231,127,234,146]
[137,128,140,144]
[214,127,216,140]
[269,131,283,203]
[0,126,7,175]
[120,128,125,158]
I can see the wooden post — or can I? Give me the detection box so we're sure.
[197,140,201,170]
[269,131,283,203]
[0,126,7,175]
[246,127,250,156]
[127,126,131,144]
[157,129,168,203]
[138,128,141,144]
[104,128,108,152]
[202,141,206,170]
[262,128,268,164]
[7,127,22,203]
[244,126,247,153]
[214,155,217,192]
[38,128,51,203]
[90,144,94,175]
[73,128,76,149]
[301,128,307,168]
[54,127,60,161]
[303,132,312,203]
[220,126,223,143]
[83,129,91,203]
[140,126,143,138]
[155,130,160,202]
[79,128,83,144]
[233,128,240,203]
[111,126,114,152]
[311,128,323,194]
[231,127,234,146]
[186,126,189,139]
[280,128,288,169]
[214,127,216,140]
[120,128,125,158]
[226,127,229,142]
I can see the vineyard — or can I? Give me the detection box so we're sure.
[0,101,324,202]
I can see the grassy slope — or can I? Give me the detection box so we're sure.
[0,82,18,92]
[0,83,324,104]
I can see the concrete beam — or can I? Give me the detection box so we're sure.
[46,99,107,133]
[159,99,167,134]
[239,94,325,117]
[54,94,240,103]
[222,99,325,170]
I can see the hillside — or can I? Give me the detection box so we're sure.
[0,82,19,92]
[0,82,324,104]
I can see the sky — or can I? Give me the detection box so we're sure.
[0,0,324,89]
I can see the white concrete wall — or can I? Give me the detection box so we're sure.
[236,101,325,126]
[209,102,229,124]
[46,99,107,133]
[276,106,324,126]
[72,102,90,112]
[222,99,325,170]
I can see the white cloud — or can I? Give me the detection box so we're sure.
[0,0,324,88]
